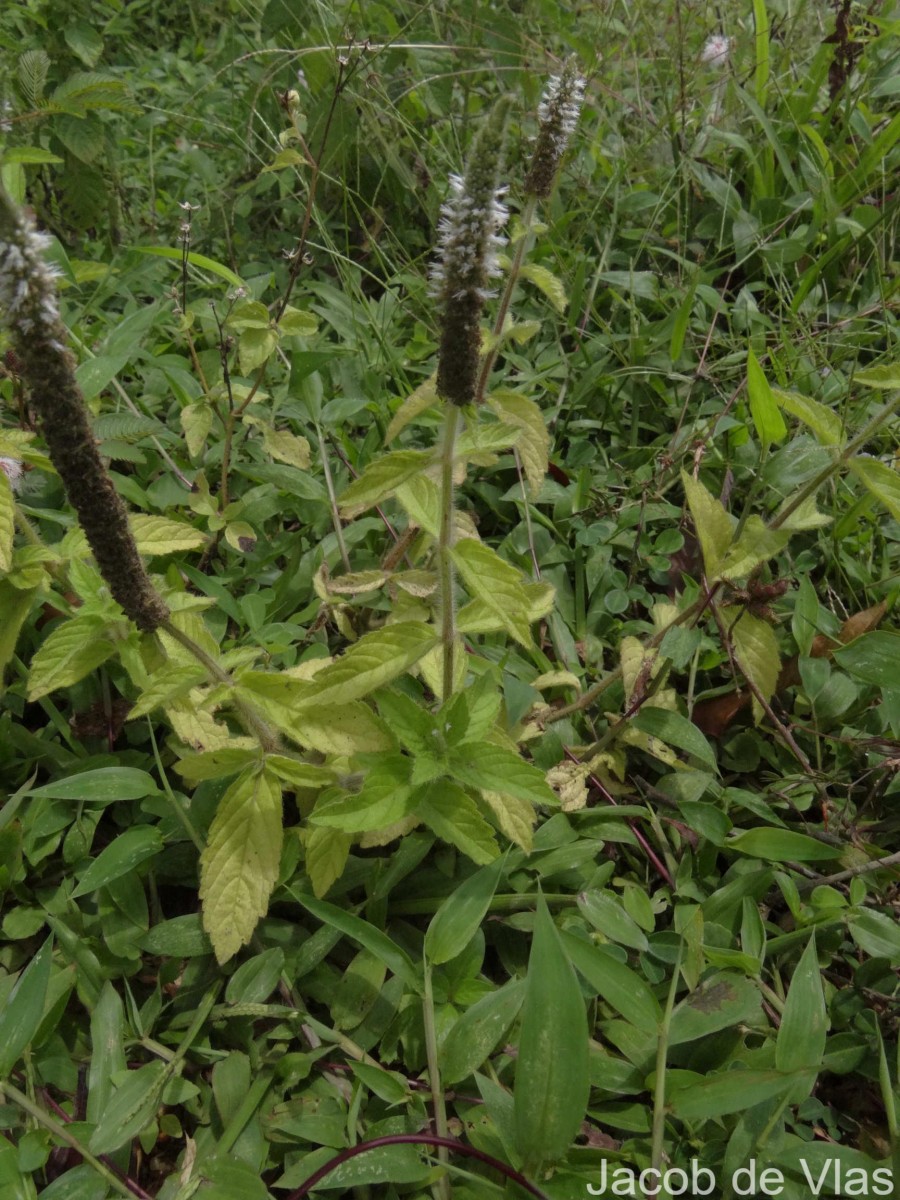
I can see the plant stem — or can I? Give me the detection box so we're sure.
[317,421,351,572]
[438,403,461,700]
[649,949,682,1200]
[423,964,452,1200]
[475,197,538,405]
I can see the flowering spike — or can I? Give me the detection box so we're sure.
[0,185,169,631]
[433,96,512,407]
[524,57,585,200]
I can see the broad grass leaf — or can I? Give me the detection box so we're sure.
[450,540,534,647]
[441,979,525,1084]
[26,616,116,701]
[0,934,53,1076]
[26,766,158,802]
[338,450,433,517]
[425,854,506,965]
[514,895,589,1172]
[728,828,843,862]
[200,767,283,963]
[833,630,900,687]
[668,972,761,1045]
[291,891,418,987]
[681,471,733,580]
[731,612,781,723]
[416,780,500,865]
[576,891,649,952]
[671,1069,796,1121]
[772,387,843,446]
[776,932,828,1100]
[135,246,245,289]
[746,348,787,447]
[88,1061,167,1155]
[561,931,661,1033]
[848,909,900,963]
[848,457,900,523]
[449,741,557,806]
[72,826,163,898]
[853,363,900,389]
[631,708,718,772]
[0,470,13,573]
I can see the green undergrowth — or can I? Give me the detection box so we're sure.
[0,1,898,1198]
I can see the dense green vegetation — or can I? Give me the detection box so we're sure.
[0,1,898,1197]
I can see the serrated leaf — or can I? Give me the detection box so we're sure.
[416,781,500,865]
[718,517,790,580]
[199,767,283,963]
[731,611,781,723]
[772,387,843,446]
[514,895,589,1172]
[395,474,441,537]
[291,623,436,709]
[481,790,535,851]
[450,740,557,806]
[450,539,534,647]
[305,825,351,898]
[311,757,415,833]
[264,756,336,790]
[456,580,555,635]
[18,50,50,105]
[488,390,550,497]
[338,450,432,517]
[746,348,787,447]
[290,703,396,755]
[854,363,900,389]
[245,417,311,469]
[175,746,261,783]
[278,306,318,336]
[326,569,388,596]
[129,665,207,719]
[166,695,234,752]
[0,469,14,574]
[773,493,831,532]
[131,515,205,555]
[849,456,900,522]
[0,581,36,681]
[27,616,116,700]
[519,262,568,313]
[238,327,278,375]
[180,403,213,459]
[64,22,104,68]
[681,471,733,581]
[385,376,438,444]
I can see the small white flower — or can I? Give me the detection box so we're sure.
[0,456,24,492]
[701,35,730,67]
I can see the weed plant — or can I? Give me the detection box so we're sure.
[0,2,898,1198]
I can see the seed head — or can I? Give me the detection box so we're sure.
[524,57,585,200]
[701,35,730,68]
[433,96,512,407]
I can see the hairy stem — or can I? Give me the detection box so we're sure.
[438,403,461,700]
[423,965,452,1200]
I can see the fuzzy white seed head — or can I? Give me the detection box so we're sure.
[0,456,24,492]
[0,211,62,340]
[701,35,730,67]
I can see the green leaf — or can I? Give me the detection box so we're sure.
[395,474,441,537]
[848,909,900,963]
[772,388,843,446]
[834,631,900,687]
[746,350,787,447]
[384,376,438,444]
[849,457,900,523]
[174,746,260,783]
[0,582,37,683]
[416,781,500,865]
[681,471,733,581]
[576,891,650,952]
[244,415,311,469]
[441,979,525,1084]
[180,403,213,459]
[199,767,283,963]
[731,612,781,724]
[26,616,116,701]
[0,470,14,574]
[776,932,827,1100]
[88,1060,167,1155]
[26,766,159,802]
[450,539,535,647]
[718,517,790,579]
[561,931,661,1033]
[488,390,550,497]
[278,306,318,337]
[728,828,843,862]
[131,515,205,555]
[425,855,506,965]
[129,665,207,719]
[668,972,762,1045]
[630,708,718,772]
[449,741,557,805]
[291,891,419,986]
[514,895,589,1172]
[72,827,164,898]
[238,327,278,375]
[135,246,245,289]
[519,263,568,313]
[311,758,415,833]
[293,623,437,709]
[338,450,433,517]
[263,756,336,790]
[304,825,351,898]
[0,935,53,1076]
[854,363,900,389]
[671,1069,796,1121]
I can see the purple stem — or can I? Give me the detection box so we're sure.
[282,1132,551,1200]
